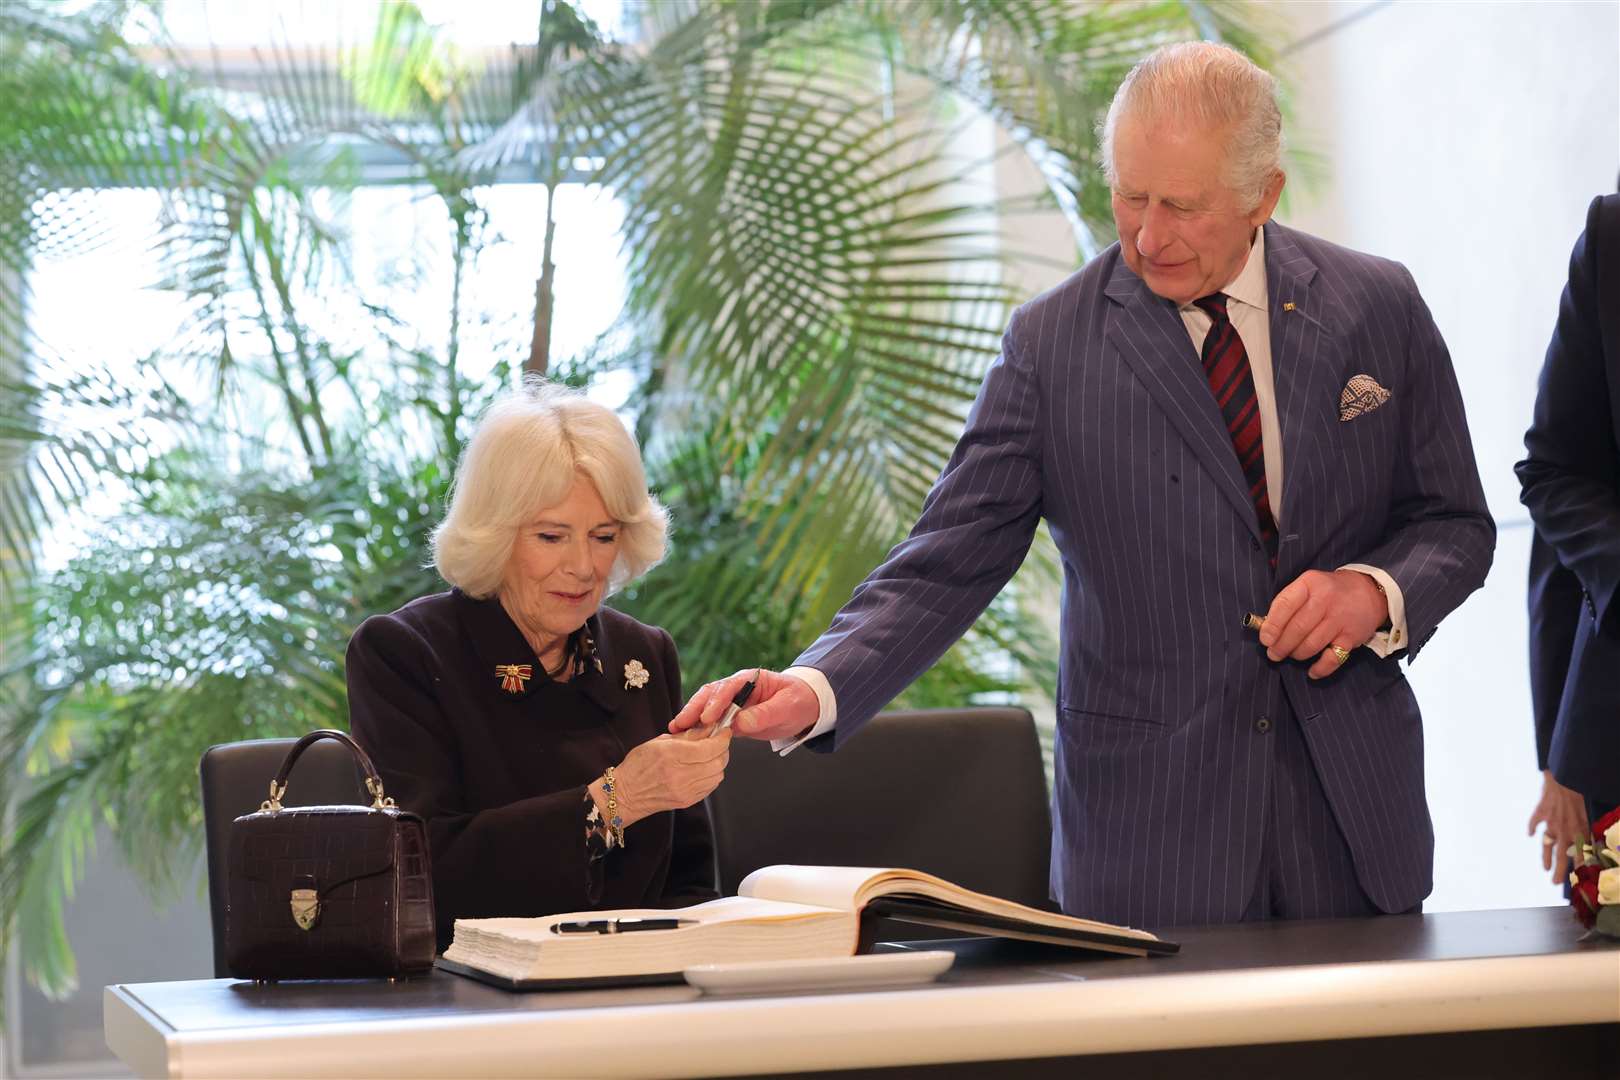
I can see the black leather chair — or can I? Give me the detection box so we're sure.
[198,736,366,977]
[707,706,1054,911]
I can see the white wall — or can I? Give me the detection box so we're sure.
[1280,0,1618,513]
[997,0,1620,913]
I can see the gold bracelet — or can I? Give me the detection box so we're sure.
[602,766,625,849]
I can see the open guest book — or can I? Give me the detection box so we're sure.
[437,865,1178,990]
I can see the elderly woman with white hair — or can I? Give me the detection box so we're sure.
[347,380,728,949]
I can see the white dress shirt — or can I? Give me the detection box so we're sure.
[774,228,1408,755]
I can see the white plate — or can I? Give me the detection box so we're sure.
[683,950,954,994]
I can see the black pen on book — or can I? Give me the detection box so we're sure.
[551,916,697,935]
[707,671,758,738]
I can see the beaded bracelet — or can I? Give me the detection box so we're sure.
[602,766,626,849]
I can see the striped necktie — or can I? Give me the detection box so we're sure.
[1194,293,1278,561]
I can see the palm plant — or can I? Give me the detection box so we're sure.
[0,0,1280,997]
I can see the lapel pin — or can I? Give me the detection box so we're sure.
[623,659,649,690]
[495,663,532,694]
[1282,302,1296,312]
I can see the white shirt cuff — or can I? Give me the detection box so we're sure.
[771,666,837,756]
[1339,564,1408,657]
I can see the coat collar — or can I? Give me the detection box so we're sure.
[1209,224,1269,314]
[452,590,622,715]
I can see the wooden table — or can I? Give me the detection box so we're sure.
[105,906,1620,1078]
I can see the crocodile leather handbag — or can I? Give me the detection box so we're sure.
[224,729,435,979]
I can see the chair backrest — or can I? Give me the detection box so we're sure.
[197,737,366,977]
[707,706,1053,910]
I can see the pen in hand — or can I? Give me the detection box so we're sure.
[708,671,758,738]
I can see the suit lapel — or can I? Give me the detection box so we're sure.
[1265,222,1343,564]
[1104,258,1264,545]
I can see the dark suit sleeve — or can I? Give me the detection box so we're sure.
[1517,195,1620,628]
[1347,265,1495,660]
[345,614,600,928]
[1527,532,1583,770]
[654,628,720,904]
[792,312,1045,739]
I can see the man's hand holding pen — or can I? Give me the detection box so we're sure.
[706,673,758,738]
[1245,569,1390,679]
[670,668,820,742]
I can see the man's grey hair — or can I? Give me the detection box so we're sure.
[432,377,668,598]
[1099,41,1284,211]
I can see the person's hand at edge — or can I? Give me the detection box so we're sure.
[1527,769,1589,885]
[669,668,819,742]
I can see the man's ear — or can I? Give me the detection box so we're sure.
[1251,169,1286,226]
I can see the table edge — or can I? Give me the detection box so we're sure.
[105,984,176,1080]
[107,949,1620,1078]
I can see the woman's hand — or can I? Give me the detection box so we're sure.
[594,728,731,829]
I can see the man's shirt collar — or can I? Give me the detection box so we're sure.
[1181,226,1269,313]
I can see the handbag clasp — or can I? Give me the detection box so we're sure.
[291,887,321,930]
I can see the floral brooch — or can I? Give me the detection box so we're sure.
[623,659,649,690]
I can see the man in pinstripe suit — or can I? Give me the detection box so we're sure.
[675,43,1494,928]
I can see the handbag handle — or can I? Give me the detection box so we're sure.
[259,729,396,813]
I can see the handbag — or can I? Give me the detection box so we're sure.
[224,729,436,979]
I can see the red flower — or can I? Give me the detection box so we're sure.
[1571,865,1602,929]
[1593,804,1620,841]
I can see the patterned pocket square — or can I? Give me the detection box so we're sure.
[1339,374,1391,421]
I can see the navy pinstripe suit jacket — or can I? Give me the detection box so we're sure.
[797,220,1494,928]
[1519,194,1620,809]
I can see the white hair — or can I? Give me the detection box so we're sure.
[432,378,669,599]
[1099,41,1284,211]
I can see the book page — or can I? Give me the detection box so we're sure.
[739,865,1158,941]
[859,868,1158,940]
[737,865,890,911]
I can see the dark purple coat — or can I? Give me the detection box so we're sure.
[346,590,716,949]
